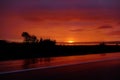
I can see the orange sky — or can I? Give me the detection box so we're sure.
[0,0,120,42]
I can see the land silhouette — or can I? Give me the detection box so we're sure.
[0,32,120,61]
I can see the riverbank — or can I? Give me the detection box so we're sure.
[0,42,120,61]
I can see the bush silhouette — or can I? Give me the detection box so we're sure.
[22,32,38,43]
[21,32,56,45]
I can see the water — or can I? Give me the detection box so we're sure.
[57,42,119,46]
[57,42,99,45]
[0,52,120,73]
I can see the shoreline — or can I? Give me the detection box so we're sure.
[0,43,120,61]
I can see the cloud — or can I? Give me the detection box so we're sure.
[108,30,120,36]
[98,25,113,29]
[117,22,120,25]
[1,0,120,23]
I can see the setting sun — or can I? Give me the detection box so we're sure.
[67,40,74,43]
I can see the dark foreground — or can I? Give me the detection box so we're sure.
[0,42,120,61]
[0,59,120,80]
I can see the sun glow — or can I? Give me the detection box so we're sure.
[67,40,74,43]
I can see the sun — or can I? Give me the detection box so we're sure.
[67,40,74,43]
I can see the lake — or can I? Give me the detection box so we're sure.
[0,52,120,73]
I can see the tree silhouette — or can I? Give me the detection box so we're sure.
[39,38,56,46]
[22,32,31,43]
[31,35,38,43]
[22,32,38,43]
[21,32,56,45]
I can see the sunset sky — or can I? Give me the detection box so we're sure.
[0,0,120,42]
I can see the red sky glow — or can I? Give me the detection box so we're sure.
[0,0,120,42]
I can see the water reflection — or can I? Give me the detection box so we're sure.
[23,57,52,69]
[39,57,52,63]
[23,58,38,69]
[0,52,120,73]
[100,53,106,56]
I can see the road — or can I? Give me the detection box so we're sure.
[0,59,120,80]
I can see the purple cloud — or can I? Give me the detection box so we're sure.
[1,0,120,11]
[108,30,120,36]
[98,25,113,29]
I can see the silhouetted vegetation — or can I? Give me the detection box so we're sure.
[22,32,38,43]
[0,32,120,61]
[22,32,56,45]
[99,42,106,46]
[39,38,56,46]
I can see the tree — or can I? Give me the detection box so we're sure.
[31,35,38,43]
[21,32,56,45]
[22,32,38,43]
[21,32,31,43]
[39,38,56,46]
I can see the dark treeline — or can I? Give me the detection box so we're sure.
[0,32,120,61]
[21,32,56,45]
